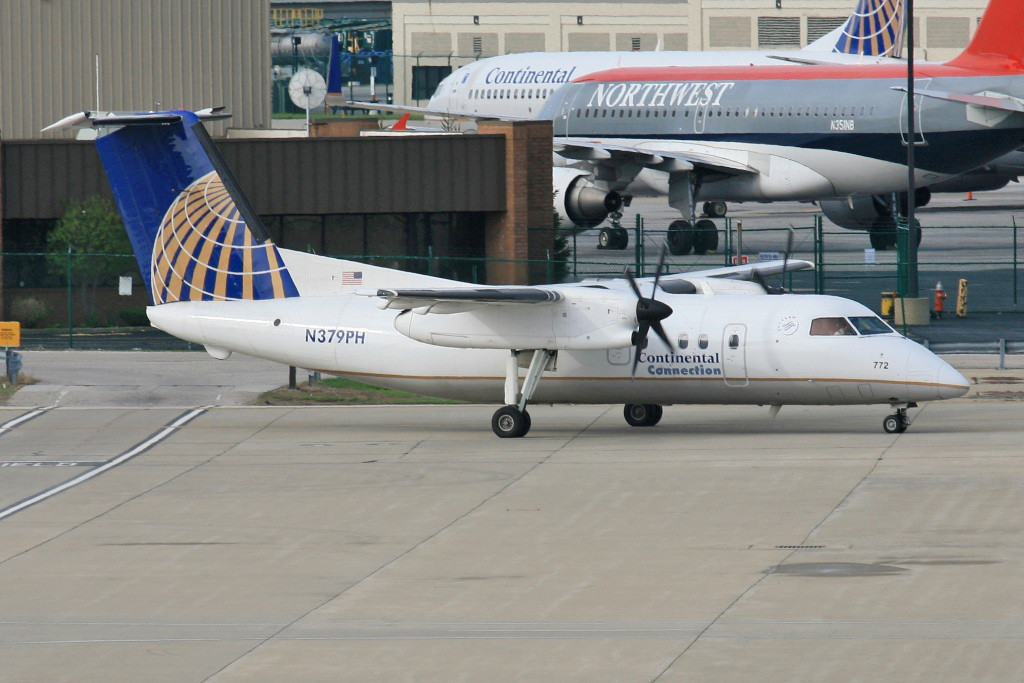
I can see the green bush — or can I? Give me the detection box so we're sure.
[119,307,150,327]
[9,296,51,328]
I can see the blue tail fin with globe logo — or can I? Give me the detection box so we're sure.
[45,109,300,305]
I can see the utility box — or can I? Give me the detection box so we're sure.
[893,297,930,326]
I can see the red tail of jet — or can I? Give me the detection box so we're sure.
[946,0,1024,71]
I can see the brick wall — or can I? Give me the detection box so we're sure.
[479,120,554,284]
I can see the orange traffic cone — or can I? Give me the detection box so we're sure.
[965,191,976,201]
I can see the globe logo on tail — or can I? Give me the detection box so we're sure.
[150,171,298,303]
[834,0,903,57]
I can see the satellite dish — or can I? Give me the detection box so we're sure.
[288,68,327,110]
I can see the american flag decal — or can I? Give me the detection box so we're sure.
[342,271,363,285]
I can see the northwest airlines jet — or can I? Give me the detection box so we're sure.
[359,0,1023,255]
[418,0,906,244]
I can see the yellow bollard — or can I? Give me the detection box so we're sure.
[956,278,968,317]
[880,291,896,321]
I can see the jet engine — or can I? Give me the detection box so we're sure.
[818,189,931,231]
[553,167,623,230]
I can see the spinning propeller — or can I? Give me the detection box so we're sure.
[625,246,674,376]
[751,227,796,295]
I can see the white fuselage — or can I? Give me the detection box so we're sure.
[428,50,894,120]
[147,283,967,408]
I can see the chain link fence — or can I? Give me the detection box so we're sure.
[2,223,1021,348]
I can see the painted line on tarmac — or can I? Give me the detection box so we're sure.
[0,407,54,438]
[0,407,208,522]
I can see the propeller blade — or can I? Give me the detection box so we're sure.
[650,244,668,296]
[651,320,672,350]
[751,268,769,293]
[631,321,651,376]
[624,267,643,300]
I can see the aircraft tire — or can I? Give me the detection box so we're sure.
[882,414,907,434]
[869,217,897,250]
[612,227,629,250]
[693,219,718,254]
[624,403,663,427]
[706,201,728,218]
[667,220,694,255]
[492,406,530,438]
[598,228,614,250]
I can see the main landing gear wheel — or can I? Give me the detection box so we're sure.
[882,409,909,434]
[492,406,531,438]
[598,227,629,250]
[624,403,664,427]
[703,201,728,218]
[667,219,694,255]
[693,219,719,255]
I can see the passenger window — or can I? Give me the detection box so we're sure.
[678,334,688,350]
[729,334,739,349]
[698,334,709,349]
[810,317,857,336]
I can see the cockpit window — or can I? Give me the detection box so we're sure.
[810,317,857,336]
[849,316,895,335]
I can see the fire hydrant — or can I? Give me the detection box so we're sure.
[932,281,946,319]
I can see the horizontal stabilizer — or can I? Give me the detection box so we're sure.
[42,107,230,133]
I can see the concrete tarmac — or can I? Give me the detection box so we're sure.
[2,352,1024,681]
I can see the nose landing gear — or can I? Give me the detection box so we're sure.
[882,403,916,433]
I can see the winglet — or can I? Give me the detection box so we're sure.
[391,113,411,131]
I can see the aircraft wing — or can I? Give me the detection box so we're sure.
[554,138,757,176]
[343,100,533,122]
[665,258,816,282]
[366,286,564,313]
[363,285,635,350]
[891,87,1024,114]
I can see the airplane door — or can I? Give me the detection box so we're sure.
[722,324,748,387]
[899,78,930,146]
[554,84,588,137]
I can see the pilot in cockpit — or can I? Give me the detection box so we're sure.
[810,317,858,336]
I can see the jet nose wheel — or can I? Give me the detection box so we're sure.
[624,403,664,427]
[492,406,531,438]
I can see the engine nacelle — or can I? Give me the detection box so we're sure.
[819,189,931,231]
[818,195,890,231]
[553,167,623,230]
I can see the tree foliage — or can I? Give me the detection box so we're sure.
[46,195,134,323]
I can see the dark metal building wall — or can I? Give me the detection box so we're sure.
[1,136,507,220]
[218,136,507,214]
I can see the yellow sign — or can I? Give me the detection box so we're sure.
[957,279,969,318]
[0,321,21,347]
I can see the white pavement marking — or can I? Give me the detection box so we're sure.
[0,407,53,437]
[0,407,207,521]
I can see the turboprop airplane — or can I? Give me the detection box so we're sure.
[351,0,907,244]
[44,107,969,438]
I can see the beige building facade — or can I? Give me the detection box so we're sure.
[392,0,988,104]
